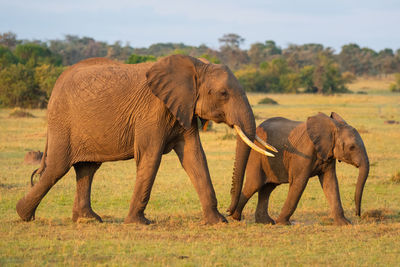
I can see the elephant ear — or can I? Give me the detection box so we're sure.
[330,112,348,125]
[306,113,337,161]
[146,55,199,130]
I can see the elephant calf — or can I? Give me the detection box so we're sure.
[231,112,369,225]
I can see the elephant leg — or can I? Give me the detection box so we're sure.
[318,166,351,225]
[275,176,309,225]
[72,162,102,222]
[232,161,265,221]
[174,132,227,225]
[16,158,70,221]
[124,146,163,225]
[255,183,277,224]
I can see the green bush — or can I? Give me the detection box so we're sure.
[0,64,46,108]
[258,97,278,105]
[126,54,156,64]
[389,74,400,92]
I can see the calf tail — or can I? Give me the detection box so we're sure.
[30,135,48,187]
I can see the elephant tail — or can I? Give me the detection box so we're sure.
[30,136,48,187]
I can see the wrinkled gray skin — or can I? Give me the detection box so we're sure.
[16,55,256,225]
[232,112,369,226]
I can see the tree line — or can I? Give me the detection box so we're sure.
[1,32,399,108]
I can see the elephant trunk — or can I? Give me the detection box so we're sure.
[226,103,256,215]
[355,153,369,216]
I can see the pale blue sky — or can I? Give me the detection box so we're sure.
[1,0,399,52]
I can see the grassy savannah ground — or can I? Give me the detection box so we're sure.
[1,80,399,265]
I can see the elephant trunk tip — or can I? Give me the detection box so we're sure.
[354,158,369,217]
[16,198,36,222]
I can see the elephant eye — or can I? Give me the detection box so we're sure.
[349,145,356,151]
[219,89,228,98]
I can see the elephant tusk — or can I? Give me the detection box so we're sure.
[255,135,278,153]
[234,125,275,157]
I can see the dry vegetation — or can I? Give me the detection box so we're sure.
[1,81,399,265]
[347,75,395,93]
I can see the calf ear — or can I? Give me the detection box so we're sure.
[306,113,337,161]
[330,112,348,125]
[146,55,200,130]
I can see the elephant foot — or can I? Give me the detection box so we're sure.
[334,216,352,226]
[16,197,36,222]
[203,210,228,225]
[275,218,291,225]
[231,210,242,221]
[72,208,103,223]
[255,213,275,224]
[124,214,152,225]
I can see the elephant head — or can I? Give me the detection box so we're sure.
[307,112,370,216]
[146,55,275,214]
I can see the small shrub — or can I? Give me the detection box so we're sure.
[389,83,400,92]
[258,97,278,105]
[220,129,236,140]
[197,118,213,131]
[356,91,368,94]
[9,108,35,118]
[391,171,400,184]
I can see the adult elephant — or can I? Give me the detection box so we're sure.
[231,112,369,225]
[16,55,276,225]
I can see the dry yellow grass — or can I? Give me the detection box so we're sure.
[347,75,395,93]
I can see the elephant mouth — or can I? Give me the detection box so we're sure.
[338,158,359,167]
[234,125,277,157]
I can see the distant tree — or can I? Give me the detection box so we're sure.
[284,43,331,71]
[299,65,315,92]
[341,71,356,84]
[338,44,379,75]
[199,53,221,64]
[310,53,349,94]
[374,48,397,75]
[14,43,60,67]
[0,46,18,67]
[0,31,19,50]
[49,35,108,65]
[236,58,299,93]
[218,33,248,70]
[34,64,65,98]
[235,67,268,92]
[218,33,245,50]
[105,41,133,61]
[262,58,299,93]
[248,40,281,66]
[0,64,46,107]
[125,54,156,64]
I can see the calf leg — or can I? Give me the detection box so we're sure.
[255,183,277,224]
[275,176,309,225]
